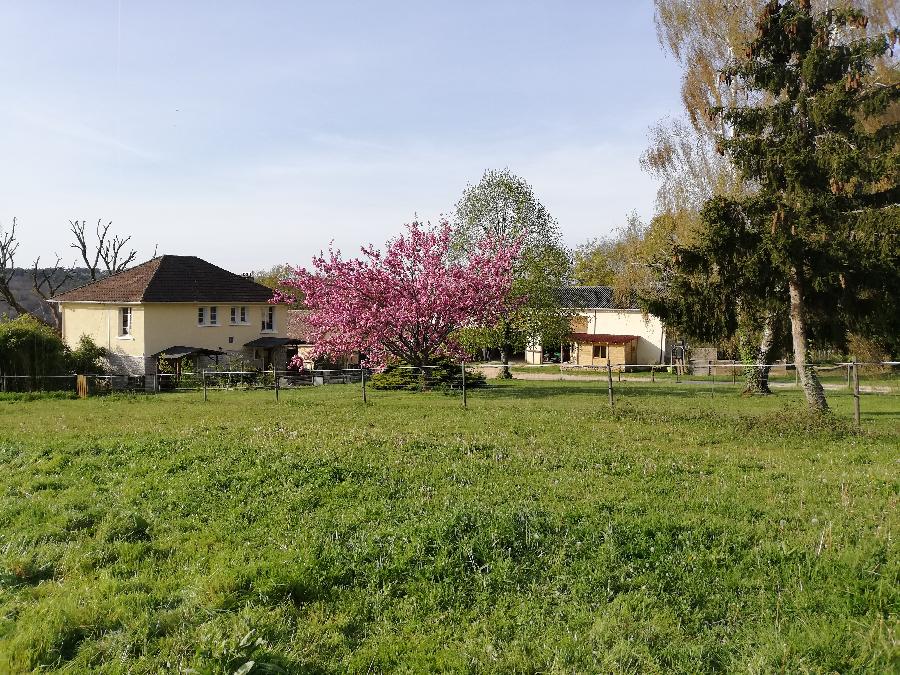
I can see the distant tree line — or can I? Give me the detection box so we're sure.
[0,218,140,328]
[0,218,143,378]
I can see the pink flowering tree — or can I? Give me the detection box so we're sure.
[275,220,518,370]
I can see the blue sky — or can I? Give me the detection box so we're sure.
[1,1,683,271]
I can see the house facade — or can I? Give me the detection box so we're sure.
[526,287,669,368]
[53,255,294,375]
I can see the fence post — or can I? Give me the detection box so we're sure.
[795,365,799,388]
[651,366,655,383]
[461,362,467,408]
[273,365,279,402]
[361,365,367,403]
[852,361,860,428]
[847,364,852,389]
[732,362,736,385]
[606,359,614,407]
[203,371,208,402]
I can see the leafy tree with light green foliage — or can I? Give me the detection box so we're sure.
[650,0,900,412]
[0,315,68,381]
[453,169,572,375]
[65,335,107,374]
[253,264,303,307]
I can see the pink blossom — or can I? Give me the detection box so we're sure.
[277,219,518,369]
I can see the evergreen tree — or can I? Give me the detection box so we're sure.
[656,1,899,412]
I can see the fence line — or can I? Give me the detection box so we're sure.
[2,361,895,427]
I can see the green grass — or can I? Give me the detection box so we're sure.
[0,381,897,673]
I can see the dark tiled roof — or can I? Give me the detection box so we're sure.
[286,309,314,343]
[54,255,275,303]
[244,337,305,348]
[557,286,615,308]
[152,345,227,358]
[570,333,639,345]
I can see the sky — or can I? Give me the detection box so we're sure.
[0,1,684,272]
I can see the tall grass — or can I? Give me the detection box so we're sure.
[0,381,896,672]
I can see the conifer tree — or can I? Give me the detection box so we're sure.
[655,0,899,412]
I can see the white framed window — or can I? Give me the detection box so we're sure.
[261,306,275,331]
[209,306,218,325]
[230,306,248,324]
[198,307,206,325]
[120,307,132,336]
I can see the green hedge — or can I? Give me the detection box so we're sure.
[370,359,486,391]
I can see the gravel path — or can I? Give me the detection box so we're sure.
[508,371,893,393]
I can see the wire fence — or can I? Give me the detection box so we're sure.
[2,361,895,426]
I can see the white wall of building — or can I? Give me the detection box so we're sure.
[527,309,668,365]
[585,309,667,365]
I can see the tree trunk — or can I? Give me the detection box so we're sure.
[498,343,512,379]
[788,272,828,412]
[497,322,512,379]
[0,286,29,317]
[741,316,775,395]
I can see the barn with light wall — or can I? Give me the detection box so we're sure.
[526,287,669,368]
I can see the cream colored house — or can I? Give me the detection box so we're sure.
[53,255,296,375]
[526,287,669,368]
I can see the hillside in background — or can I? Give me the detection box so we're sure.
[1,268,93,323]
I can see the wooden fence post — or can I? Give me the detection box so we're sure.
[606,360,614,407]
[203,371,208,402]
[852,361,860,428]
[273,364,279,402]
[362,365,367,403]
[461,362,467,408]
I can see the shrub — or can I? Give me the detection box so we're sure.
[65,335,107,374]
[0,315,67,376]
[370,359,486,391]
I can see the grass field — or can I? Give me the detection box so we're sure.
[0,380,897,673]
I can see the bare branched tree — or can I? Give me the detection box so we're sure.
[70,219,138,281]
[32,255,73,328]
[0,218,29,316]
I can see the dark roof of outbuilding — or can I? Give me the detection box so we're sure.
[557,286,616,309]
[569,333,639,345]
[54,255,275,304]
[151,345,227,359]
[244,337,305,348]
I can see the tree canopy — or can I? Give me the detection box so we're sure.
[650,0,900,411]
[279,220,518,370]
[453,169,572,372]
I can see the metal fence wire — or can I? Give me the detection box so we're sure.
[1,361,895,426]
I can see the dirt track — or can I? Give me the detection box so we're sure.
[506,371,893,393]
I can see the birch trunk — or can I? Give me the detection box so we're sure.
[742,316,775,395]
[788,271,828,412]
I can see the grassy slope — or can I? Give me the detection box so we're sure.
[0,382,896,673]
